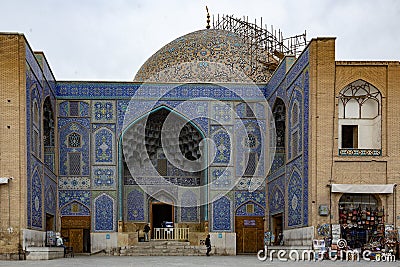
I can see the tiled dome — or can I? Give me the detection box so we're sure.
[134,29,274,83]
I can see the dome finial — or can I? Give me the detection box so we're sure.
[206,6,211,29]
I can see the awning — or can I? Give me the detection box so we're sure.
[331,184,396,194]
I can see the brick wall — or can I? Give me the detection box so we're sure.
[0,33,27,254]
[308,37,400,238]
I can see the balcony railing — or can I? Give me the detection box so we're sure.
[153,228,189,241]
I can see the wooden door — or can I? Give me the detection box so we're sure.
[61,216,91,253]
[243,228,257,253]
[70,229,83,253]
[235,216,264,254]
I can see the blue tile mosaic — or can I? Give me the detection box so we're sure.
[210,167,234,190]
[211,102,233,124]
[235,191,266,208]
[234,177,265,191]
[210,125,232,165]
[31,168,43,229]
[180,191,198,222]
[212,196,232,231]
[92,166,116,189]
[235,119,265,177]
[44,176,57,215]
[268,175,285,215]
[94,193,115,231]
[61,201,90,216]
[25,44,44,86]
[92,101,115,123]
[126,188,145,221]
[59,190,91,215]
[58,176,91,190]
[56,82,270,101]
[287,167,303,227]
[235,202,264,216]
[92,125,115,164]
[59,119,90,176]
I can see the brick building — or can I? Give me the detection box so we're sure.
[0,20,399,259]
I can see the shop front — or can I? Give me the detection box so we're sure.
[331,184,398,258]
[338,193,383,248]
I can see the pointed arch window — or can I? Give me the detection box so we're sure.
[338,80,382,155]
[43,97,55,147]
[33,101,39,126]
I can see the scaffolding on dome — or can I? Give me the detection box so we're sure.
[212,14,308,71]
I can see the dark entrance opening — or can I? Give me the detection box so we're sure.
[272,213,283,245]
[151,203,173,229]
[45,213,54,231]
[83,229,91,253]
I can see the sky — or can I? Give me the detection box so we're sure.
[1,0,399,81]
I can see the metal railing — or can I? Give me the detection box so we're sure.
[153,228,189,241]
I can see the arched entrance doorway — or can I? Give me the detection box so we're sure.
[151,202,174,229]
[235,201,265,254]
[119,106,207,231]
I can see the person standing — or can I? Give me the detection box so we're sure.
[205,234,211,256]
[144,224,151,242]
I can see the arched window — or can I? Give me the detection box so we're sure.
[270,98,286,172]
[33,101,39,126]
[338,80,382,153]
[32,101,40,156]
[292,102,299,126]
[43,97,55,147]
[272,98,286,151]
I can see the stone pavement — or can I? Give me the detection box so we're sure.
[0,255,397,267]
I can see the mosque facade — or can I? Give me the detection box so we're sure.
[0,19,400,259]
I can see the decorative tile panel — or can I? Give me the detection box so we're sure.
[212,196,232,231]
[92,101,115,123]
[126,188,145,221]
[210,125,232,165]
[44,176,56,215]
[288,88,303,160]
[58,177,91,190]
[210,167,234,190]
[235,119,265,176]
[61,201,90,216]
[94,193,115,232]
[235,191,265,208]
[92,125,115,164]
[92,166,116,190]
[235,202,265,216]
[180,190,198,222]
[234,177,265,191]
[287,169,303,227]
[31,168,43,229]
[59,119,90,176]
[59,101,89,117]
[268,176,285,215]
[59,190,91,210]
[210,102,233,124]
[57,82,270,101]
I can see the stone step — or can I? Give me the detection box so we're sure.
[118,242,208,257]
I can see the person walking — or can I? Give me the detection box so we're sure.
[205,234,211,256]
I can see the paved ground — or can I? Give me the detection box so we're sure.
[0,255,397,267]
